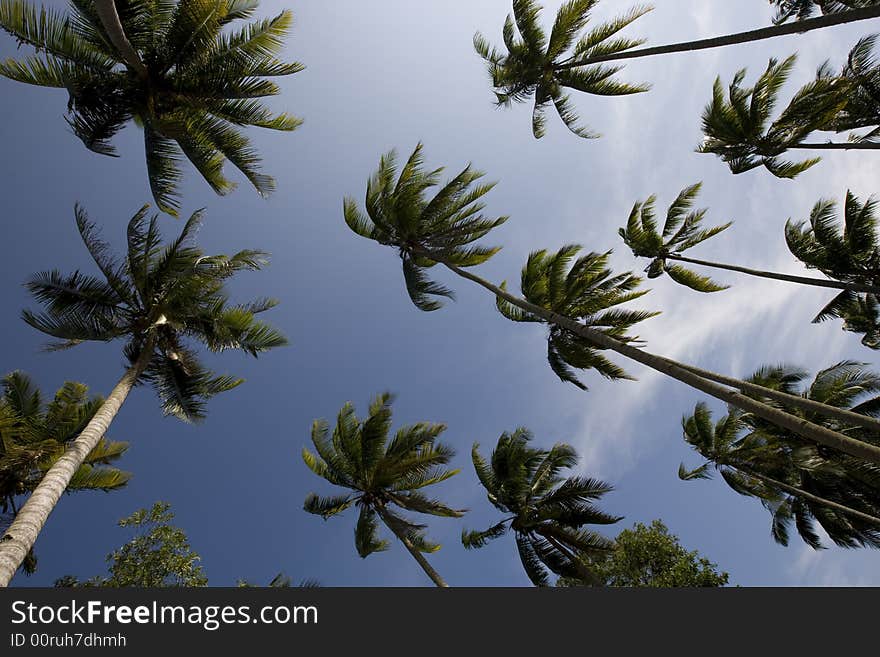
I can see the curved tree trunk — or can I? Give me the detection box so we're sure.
[560,6,880,69]
[735,465,880,526]
[791,142,880,150]
[93,0,148,77]
[0,344,152,587]
[658,357,880,436]
[542,533,602,586]
[376,507,448,588]
[666,253,880,296]
[421,251,880,466]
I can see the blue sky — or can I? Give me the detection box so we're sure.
[1,0,878,586]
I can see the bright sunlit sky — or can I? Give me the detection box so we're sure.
[1,0,878,586]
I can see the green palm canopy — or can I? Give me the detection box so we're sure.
[619,182,732,292]
[0,0,303,215]
[680,362,880,549]
[0,371,130,574]
[785,191,880,347]
[473,0,650,138]
[771,0,879,23]
[302,393,464,587]
[698,54,850,178]
[463,428,620,586]
[22,204,287,422]
[495,246,658,389]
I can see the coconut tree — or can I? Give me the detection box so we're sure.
[476,1,880,139]
[0,204,287,586]
[462,428,619,586]
[473,0,651,138]
[344,144,880,465]
[0,0,303,215]
[679,362,880,548]
[697,54,879,179]
[1,372,130,575]
[620,183,880,295]
[771,0,879,23]
[817,36,880,147]
[786,191,880,347]
[302,393,464,587]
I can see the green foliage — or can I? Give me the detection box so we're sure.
[770,0,879,23]
[474,0,650,138]
[0,0,303,214]
[302,393,464,560]
[558,520,729,587]
[344,143,507,312]
[22,205,287,422]
[496,246,658,388]
[785,191,880,347]
[56,502,207,587]
[679,362,880,549]
[619,183,732,292]
[0,372,130,576]
[698,54,850,178]
[464,429,620,586]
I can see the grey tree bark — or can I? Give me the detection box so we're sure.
[0,343,153,587]
[93,0,148,77]
[421,251,880,466]
[376,507,449,588]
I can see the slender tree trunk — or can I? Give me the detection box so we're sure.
[660,357,880,436]
[93,0,148,77]
[542,533,601,586]
[0,343,153,587]
[735,465,880,526]
[420,250,880,466]
[559,6,880,69]
[376,507,448,588]
[791,142,880,150]
[666,253,880,295]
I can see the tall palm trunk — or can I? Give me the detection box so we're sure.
[732,464,880,526]
[658,357,880,435]
[93,0,148,77]
[791,142,880,150]
[420,250,880,466]
[559,6,880,69]
[665,253,880,295]
[0,342,153,587]
[376,507,449,587]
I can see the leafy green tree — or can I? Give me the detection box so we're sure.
[302,393,464,587]
[821,35,880,140]
[1,372,129,575]
[0,0,303,215]
[463,429,619,587]
[620,183,880,295]
[56,502,207,587]
[558,520,729,587]
[680,362,880,549]
[473,0,650,138]
[476,1,880,139]
[786,191,880,347]
[344,144,880,466]
[770,0,879,23]
[0,204,286,586]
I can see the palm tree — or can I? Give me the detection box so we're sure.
[473,0,650,138]
[620,183,880,294]
[344,144,880,465]
[771,0,879,23]
[786,191,880,347]
[302,393,464,587]
[697,54,879,179]
[0,204,287,586]
[679,362,880,548]
[0,0,303,215]
[476,1,880,138]
[462,428,619,586]
[1,371,130,575]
